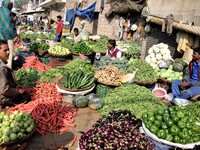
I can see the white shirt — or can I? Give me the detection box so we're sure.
[106,48,122,58]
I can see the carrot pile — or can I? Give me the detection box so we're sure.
[8,83,77,135]
[22,56,51,72]
[32,102,76,135]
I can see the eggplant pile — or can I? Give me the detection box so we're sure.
[79,110,155,150]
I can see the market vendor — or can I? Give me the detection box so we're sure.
[171,47,200,100]
[73,28,82,43]
[0,40,29,110]
[106,39,122,58]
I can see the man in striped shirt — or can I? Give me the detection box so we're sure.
[0,0,17,69]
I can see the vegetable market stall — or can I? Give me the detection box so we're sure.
[4,26,200,149]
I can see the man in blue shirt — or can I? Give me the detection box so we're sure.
[172,47,200,99]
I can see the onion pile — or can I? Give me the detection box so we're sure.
[79,110,155,150]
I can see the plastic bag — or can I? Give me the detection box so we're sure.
[80,29,89,41]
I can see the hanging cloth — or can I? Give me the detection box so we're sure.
[66,8,76,30]
[75,2,96,22]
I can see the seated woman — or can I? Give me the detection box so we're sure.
[106,39,122,58]
[0,40,30,110]
[171,47,200,100]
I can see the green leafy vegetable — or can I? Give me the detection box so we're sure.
[99,84,166,118]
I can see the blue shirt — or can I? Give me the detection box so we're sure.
[189,61,200,83]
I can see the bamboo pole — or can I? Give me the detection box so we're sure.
[149,15,200,36]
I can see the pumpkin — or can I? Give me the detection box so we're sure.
[88,98,104,110]
[73,96,89,108]
[86,93,96,101]
[173,63,184,72]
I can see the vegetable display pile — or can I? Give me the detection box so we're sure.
[8,83,76,135]
[72,94,104,110]
[60,39,74,50]
[40,59,95,83]
[145,43,172,69]
[0,111,35,144]
[29,42,49,52]
[95,66,123,86]
[98,55,129,72]
[22,56,51,72]
[183,101,200,122]
[48,44,71,57]
[32,101,77,135]
[99,84,166,118]
[15,67,40,87]
[158,66,183,81]
[118,40,141,59]
[142,106,200,144]
[173,58,188,72]
[8,83,64,114]
[87,93,104,110]
[79,110,155,150]
[126,59,158,83]
[64,58,95,74]
[71,41,93,55]
[40,66,66,83]
[62,70,95,89]
[90,35,110,53]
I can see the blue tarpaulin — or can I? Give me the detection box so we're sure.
[65,2,96,30]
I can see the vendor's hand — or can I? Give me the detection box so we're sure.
[180,80,189,90]
[17,88,25,94]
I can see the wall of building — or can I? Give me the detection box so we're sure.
[148,0,200,26]
[66,0,118,38]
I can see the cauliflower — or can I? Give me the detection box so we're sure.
[154,47,160,53]
[156,53,162,61]
[150,57,157,63]
[163,54,172,60]
[145,55,151,63]
[148,48,153,54]
[150,53,156,58]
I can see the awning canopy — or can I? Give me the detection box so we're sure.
[20,9,46,15]
[39,0,66,9]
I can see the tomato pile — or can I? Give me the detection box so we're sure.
[142,106,200,144]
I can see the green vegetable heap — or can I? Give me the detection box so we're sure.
[40,66,66,83]
[126,59,158,83]
[29,42,49,52]
[64,58,95,74]
[0,111,35,144]
[183,101,200,122]
[62,70,95,89]
[60,39,74,50]
[40,58,95,83]
[118,40,141,59]
[142,106,200,144]
[71,41,93,55]
[91,35,110,53]
[98,55,129,72]
[48,44,70,57]
[99,84,166,118]
[15,68,40,87]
